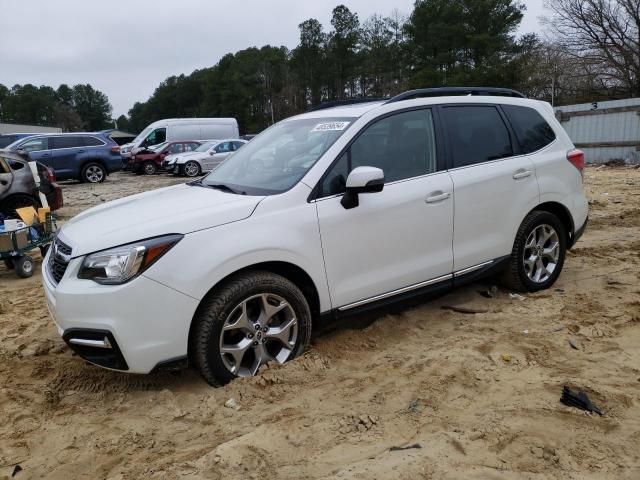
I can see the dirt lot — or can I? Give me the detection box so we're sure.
[1,168,639,479]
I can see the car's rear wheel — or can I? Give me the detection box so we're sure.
[192,271,312,386]
[183,161,201,177]
[143,161,157,175]
[502,210,567,292]
[82,162,106,183]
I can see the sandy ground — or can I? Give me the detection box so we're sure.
[1,167,639,480]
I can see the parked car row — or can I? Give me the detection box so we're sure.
[128,138,248,176]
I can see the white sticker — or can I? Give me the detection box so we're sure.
[311,121,350,132]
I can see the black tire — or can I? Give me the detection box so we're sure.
[191,271,312,386]
[81,162,106,183]
[3,258,15,270]
[143,161,157,175]
[501,210,567,292]
[14,255,34,278]
[183,161,201,177]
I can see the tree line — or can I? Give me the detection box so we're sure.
[2,0,639,135]
[0,83,112,131]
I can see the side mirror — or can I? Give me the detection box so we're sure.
[341,166,384,209]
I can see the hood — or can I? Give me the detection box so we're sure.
[60,183,264,257]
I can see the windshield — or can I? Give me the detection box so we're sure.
[201,117,354,195]
[133,126,153,145]
[195,141,217,152]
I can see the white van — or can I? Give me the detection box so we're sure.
[121,118,239,157]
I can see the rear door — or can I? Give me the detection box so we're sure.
[50,136,85,179]
[441,104,540,273]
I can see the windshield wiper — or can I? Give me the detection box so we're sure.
[205,183,246,195]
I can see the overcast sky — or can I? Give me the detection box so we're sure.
[0,0,545,118]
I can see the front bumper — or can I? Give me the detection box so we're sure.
[42,250,199,373]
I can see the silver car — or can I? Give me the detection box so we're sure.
[165,139,248,177]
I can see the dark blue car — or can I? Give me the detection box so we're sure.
[6,132,122,183]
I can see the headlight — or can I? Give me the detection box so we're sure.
[78,234,183,285]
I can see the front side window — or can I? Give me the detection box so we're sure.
[51,136,83,149]
[442,106,513,168]
[145,128,166,146]
[18,137,49,152]
[167,143,183,154]
[319,109,438,197]
[201,117,355,195]
[502,105,556,154]
[215,142,233,153]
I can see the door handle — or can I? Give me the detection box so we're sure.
[425,192,451,204]
[513,170,532,180]
[41,153,50,157]
[77,150,85,153]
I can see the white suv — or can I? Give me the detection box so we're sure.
[42,88,588,385]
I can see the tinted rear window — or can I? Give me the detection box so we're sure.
[52,136,84,149]
[442,106,513,168]
[502,105,556,154]
[83,136,105,146]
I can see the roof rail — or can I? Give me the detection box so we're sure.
[385,87,526,104]
[308,98,388,112]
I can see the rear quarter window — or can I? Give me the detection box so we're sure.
[502,105,556,154]
[83,136,106,146]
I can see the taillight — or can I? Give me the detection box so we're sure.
[111,146,120,153]
[567,149,584,175]
[46,166,56,182]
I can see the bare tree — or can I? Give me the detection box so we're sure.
[544,0,640,95]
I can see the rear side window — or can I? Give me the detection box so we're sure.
[51,136,83,149]
[442,106,513,168]
[502,105,556,154]
[83,136,105,146]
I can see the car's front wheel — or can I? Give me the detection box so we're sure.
[191,271,312,386]
[143,161,157,175]
[502,210,567,292]
[183,161,201,177]
[82,162,106,183]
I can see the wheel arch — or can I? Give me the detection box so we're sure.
[187,260,321,357]
[80,158,107,179]
[530,201,575,243]
[0,192,40,214]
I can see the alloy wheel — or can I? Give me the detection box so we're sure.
[86,165,104,183]
[219,293,298,377]
[523,224,560,283]
[184,162,200,177]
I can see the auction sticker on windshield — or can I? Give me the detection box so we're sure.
[311,121,350,132]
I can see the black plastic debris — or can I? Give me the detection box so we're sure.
[390,443,423,451]
[11,464,22,477]
[561,386,603,415]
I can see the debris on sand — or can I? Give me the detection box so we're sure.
[568,339,580,350]
[560,386,603,415]
[390,443,422,452]
[224,398,238,409]
[441,305,489,314]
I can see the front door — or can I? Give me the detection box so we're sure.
[17,137,51,168]
[315,108,454,309]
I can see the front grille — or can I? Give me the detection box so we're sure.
[47,237,72,285]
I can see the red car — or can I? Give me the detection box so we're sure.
[129,141,202,175]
